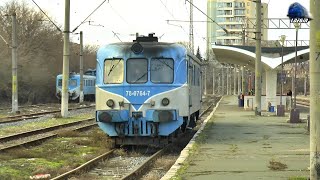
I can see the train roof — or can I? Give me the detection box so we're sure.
[98,33,204,65]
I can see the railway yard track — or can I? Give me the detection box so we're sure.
[0,103,48,111]
[0,96,219,179]
[51,96,220,180]
[0,118,96,152]
[295,97,309,107]
[0,104,94,124]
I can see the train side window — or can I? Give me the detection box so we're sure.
[193,65,195,85]
[127,58,148,84]
[104,59,124,84]
[151,58,174,84]
[194,67,199,86]
[58,79,62,86]
[197,67,200,86]
[188,66,193,85]
[187,56,193,85]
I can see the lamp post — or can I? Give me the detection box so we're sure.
[72,31,84,103]
[277,35,286,116]
[289,22,300,123]
[293,22,300,110]
[287,2,310,123]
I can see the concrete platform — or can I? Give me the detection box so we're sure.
[165,96,310,180]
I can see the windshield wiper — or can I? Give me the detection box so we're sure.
[133,72,148,83]
[154,58,173,70]
[107,58,121,76]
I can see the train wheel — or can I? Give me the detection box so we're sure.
[188,115,196,128]
[196,110,200,120]
[181,117,187,133]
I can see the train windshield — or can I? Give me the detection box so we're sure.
[69,79,77,86]
[57,79,77,87]
[127,58,148,84]
[151,58,174,83]
[104,59,124,84]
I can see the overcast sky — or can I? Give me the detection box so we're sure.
[1,0,311,55]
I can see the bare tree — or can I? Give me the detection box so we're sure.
[0,1,97,104]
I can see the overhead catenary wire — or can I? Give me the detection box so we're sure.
[112,31,122,42]
[72,0,108,33]
[0,34,10,47]
[159,0,188,35]
[108,3,130,27]
[31,0,62,32]
[184,0,228,34]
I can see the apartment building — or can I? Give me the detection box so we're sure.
[207,0,268,46]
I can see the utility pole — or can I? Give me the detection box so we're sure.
[61,0,70,117]
[212,67,215,95]
[204,67,207,95]
[226,65,229,95]
[242,29,245,46]
[79,31,84,103]
[234,67,237,95]
[189,0,194,53]
[238,67,241,94]
[304,72,307,96]
[241,66,245,94]
[254,0,262,116]
[310,0,320,178]
[11,13,18,113]
[221,66,225,95]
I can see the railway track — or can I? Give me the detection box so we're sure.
[0,118,96,152]
[295,98,309,107]
[51,96,219,180]
[0,103,48,111]
[0,105,94,124]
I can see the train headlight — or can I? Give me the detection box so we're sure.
[161,98,170,106]
[106,99,115,108]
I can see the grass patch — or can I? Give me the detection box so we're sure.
[288,176,308,180]
[229,144,238,153]
[0,113,94,137]
[155,156,176,170]
[143,173,162,180]
[268,159,288,171]
[263,135,270,140]
[0,128,112,179]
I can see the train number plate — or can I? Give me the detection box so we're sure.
[126,90,151,97]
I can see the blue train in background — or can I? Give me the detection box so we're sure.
[95,33,203,146]
[56,69,96,101]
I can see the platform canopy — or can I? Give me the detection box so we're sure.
[212,45,309,71]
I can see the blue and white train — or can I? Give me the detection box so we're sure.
[56,69,96,101]
[95,34,203,146]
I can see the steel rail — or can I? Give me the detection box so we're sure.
[51,150,115,180]
[0,105,94,124]
[0,118,95,143]
[0,122,96,152]
[121,148,166,180]
[50,96,219,179]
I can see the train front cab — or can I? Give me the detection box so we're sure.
[95,43,202,146]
